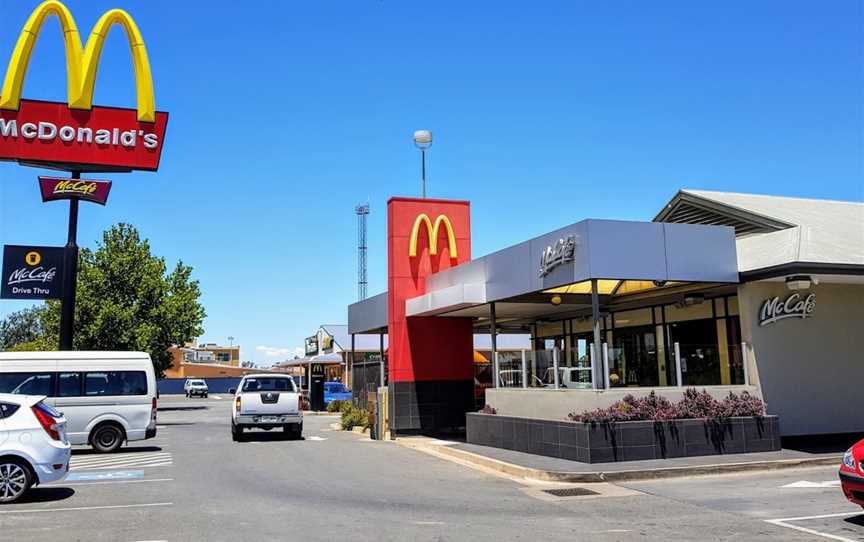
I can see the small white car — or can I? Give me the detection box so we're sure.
[184,379,208,398]
[229,374,302,441]
[0,393,71,503]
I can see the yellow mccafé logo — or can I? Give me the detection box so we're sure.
[408,214,458,258]
[0,0,156,122]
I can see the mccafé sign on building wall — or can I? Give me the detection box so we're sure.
[0,1,168,172]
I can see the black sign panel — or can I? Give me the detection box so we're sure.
[1,245,64,299]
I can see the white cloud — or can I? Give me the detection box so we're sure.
[255,345,293,357]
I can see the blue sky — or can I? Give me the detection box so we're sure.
[0,1,861,364]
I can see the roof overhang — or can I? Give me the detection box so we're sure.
[406,282,487,317]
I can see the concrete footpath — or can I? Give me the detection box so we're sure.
[395,437,842,483]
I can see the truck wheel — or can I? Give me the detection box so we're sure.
[287,424,302,440]
[232,423,243,442]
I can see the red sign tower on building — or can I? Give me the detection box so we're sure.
[387,197,474,433]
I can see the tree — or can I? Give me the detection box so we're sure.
[0,305,48,350]
[39,223,206,376]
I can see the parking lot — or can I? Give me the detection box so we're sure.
[1,395,863,541]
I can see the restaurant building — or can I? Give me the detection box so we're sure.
[348,190,863,438]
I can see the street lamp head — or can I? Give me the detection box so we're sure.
[413,130,432,150]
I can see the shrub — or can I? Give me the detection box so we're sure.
[327,400,351,413]
[340,406,370,431]
[675,388,718,419]
[569,388,766,423]
[718,391,766,417]
[479,404,497,415]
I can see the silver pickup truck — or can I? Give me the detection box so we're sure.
[229,374,302,441]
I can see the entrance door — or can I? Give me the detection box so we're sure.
[611,325,658,387]
[669,318,720,386]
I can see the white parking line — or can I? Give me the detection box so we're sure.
[0,502,173,514]
[211,395,222,400]
[48,478,174,487]
[765,512,862,542]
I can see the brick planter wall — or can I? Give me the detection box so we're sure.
[466,413,781,463]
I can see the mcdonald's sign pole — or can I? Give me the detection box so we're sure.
[0,1,169,349]
[59,171,80,350]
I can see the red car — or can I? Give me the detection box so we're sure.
[840,439,864,508]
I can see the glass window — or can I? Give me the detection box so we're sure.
[612,308,653,328]
[669,318,721,386]
[0,373,52,396]
[242,377,295,392]
[58,372,82,397]
[727,296,739,316]
[0,402,21,419]
[85,371,148,396]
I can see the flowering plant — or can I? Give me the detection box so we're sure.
[569,388,765,423]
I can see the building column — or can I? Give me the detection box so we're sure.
[349,333,355,388]
[379,332,385,387]
[591,278,604,389]
[490,302,498,388]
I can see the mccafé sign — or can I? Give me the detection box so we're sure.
[0,1,168,171]
[408,213,458,258]
[1,244,64,300]
[758,292,816,327]
[39,176,112,205]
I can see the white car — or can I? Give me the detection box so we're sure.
[0,351,158,453]
[0,393,71,503]
[229,374,302,441]
[184,379,208,398]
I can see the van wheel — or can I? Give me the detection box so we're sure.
[0,458,32,504]
[90,423,125,453]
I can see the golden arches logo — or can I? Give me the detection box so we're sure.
[0,0,156,122]
[408,214,458,258]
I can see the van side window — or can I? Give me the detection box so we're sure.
[58,372,83,397]
[0,373,53,396]
[85,371,147,396]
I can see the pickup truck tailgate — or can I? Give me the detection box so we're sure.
[239,392,299,415]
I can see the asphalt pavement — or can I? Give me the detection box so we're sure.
[0,395,861,541]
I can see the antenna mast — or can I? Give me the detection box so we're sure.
[355,203,370,301]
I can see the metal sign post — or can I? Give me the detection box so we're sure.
[59,172,80,350]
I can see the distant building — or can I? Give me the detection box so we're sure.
[164,342,272,379]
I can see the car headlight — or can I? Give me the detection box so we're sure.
[843,449,856,470]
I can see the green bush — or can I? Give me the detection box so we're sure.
[340,407,370,431]
[327,400,351,413]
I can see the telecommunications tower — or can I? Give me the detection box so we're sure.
[355,203,370,301]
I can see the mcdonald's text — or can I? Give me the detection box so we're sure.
[0,98,168,171]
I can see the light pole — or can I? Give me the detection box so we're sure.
[413,130,432,198]
[228,336,234,346]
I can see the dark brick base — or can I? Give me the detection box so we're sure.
[466,413,781,463]
[389,380,474,435]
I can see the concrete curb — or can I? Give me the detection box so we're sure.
[396,439,842,483]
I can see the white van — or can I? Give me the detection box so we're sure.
[0,351,157,453]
